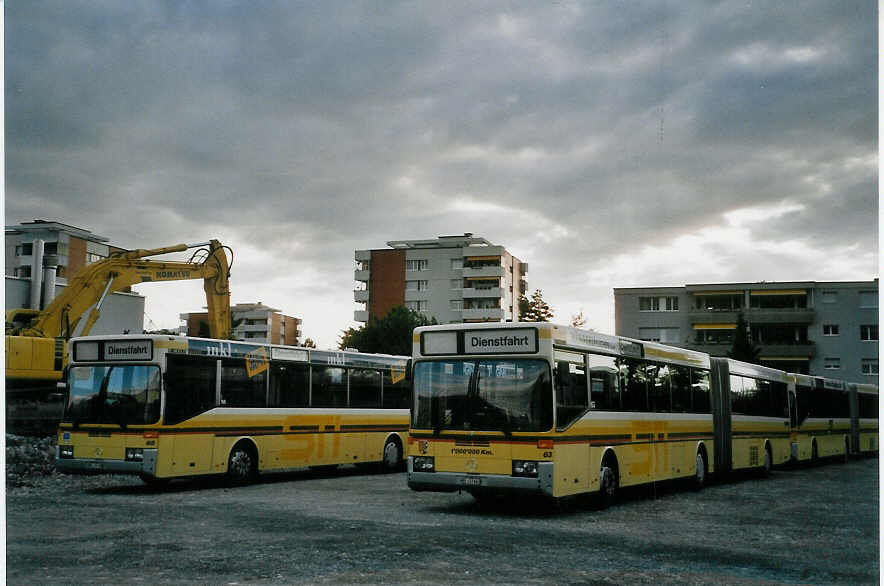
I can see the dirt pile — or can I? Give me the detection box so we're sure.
[6,434,57,486]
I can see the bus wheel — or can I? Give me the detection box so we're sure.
[381,436,403,472]
[227,442,257,484]
[596,455,619,509]
[841,438,850,463]
[811,441,819,465]
[694,450,707,490]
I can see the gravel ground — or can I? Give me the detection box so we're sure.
[5,442,880,585]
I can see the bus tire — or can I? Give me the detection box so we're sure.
[227,441,258,484]
[694,448,707,490]
[381,436,403,472]
[596,453,619,509]
[811,440,819,465]
[841,437,850,463]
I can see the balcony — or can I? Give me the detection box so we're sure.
[463,266,505,279]
[354,269,370,282]
[354,310,369,322]
[688,310,740,325]
[462,287,503,299]
[235,324,268,333]
[463,245,505,257]
[355,250,371,262]
[354,289,369,302]
[745,308,815,324]
[757,343,815,358]
[462,308,505,321]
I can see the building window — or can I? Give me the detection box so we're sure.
[15,266,32,278]
[823,357,840,370]
[450,300,462,310]
[860,325,878,341]
[638,327,680,343]
[405,259,429,272]
[639,296,678,312]
[405,300,428,312]
[823,324,840,336]
[859,291,878,308]
[749,294,807,309]
[450,279,462,290]
[694,329,734,344]
[822,291,838,303]
[450,258,463,270]
[694,294,743,311]
[86,252,105,265]
[861,359,879,376]
[355,260,369,271]
[405,280,428,291]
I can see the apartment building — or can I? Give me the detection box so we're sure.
[614,280,879,383]
[180,302,301,345]
[354,233,527,324]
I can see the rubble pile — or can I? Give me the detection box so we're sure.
[6,434,57,486]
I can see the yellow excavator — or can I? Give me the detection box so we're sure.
[6,240,232,432]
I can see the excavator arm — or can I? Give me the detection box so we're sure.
[6,240,231,387]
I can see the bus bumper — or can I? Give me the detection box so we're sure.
[407,458,554,496]
[55,447,159,477]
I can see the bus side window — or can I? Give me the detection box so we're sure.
[588,354,619,411]
[670,365,691,413]
[350,368,381,408]
[691,369,710,413]
[312,366,347,407]
[648,363,671,413]
[164,356,217,425]
[555,356,587,429]
[270,364,309,407]
[383,367,410,409]
[220,359,267,408]
[620,357,648,412]
[730,375,745,414]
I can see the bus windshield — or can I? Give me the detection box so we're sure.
[63,365,162,426]
[412,359,553,433]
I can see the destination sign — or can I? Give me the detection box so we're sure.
[104,340,153,361]
[465,328,537,355]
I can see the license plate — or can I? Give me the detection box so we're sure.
[461,476,482,486]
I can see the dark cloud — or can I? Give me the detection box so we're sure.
[5,1,876,345]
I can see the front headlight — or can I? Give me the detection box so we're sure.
[413,456,435,472]
[125,448,144,462]
[58,445,74,459]
[512,460,538,477]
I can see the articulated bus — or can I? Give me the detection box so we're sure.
[787,375,880,462]
[56,335,410,484]
[406,322,878,505]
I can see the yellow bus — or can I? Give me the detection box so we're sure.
[406,322,812,505]
[56,334,410,484]
[788,376,879,463]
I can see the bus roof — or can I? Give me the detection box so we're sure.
[413,322,710,369]
[68,334,409,369]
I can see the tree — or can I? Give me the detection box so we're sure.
[339,305,437,356]
[570,309,586,329]
[302,338,317,348]
[519,289,554,322]
[728,312,760,364]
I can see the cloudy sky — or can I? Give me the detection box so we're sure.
[5,2,878,349]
